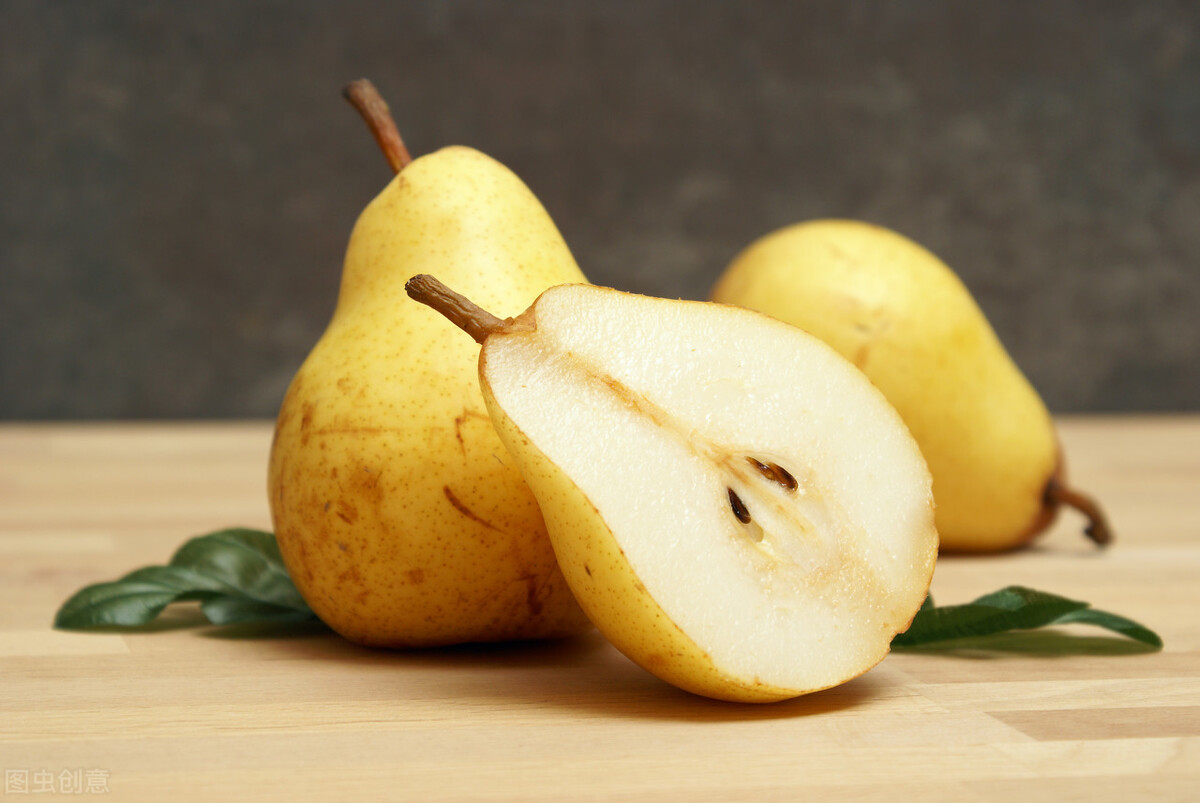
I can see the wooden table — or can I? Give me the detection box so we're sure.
[2,418,1198,801]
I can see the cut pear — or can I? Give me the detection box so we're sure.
[408,276,938,702]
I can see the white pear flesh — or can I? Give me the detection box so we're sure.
[480,285,938,702]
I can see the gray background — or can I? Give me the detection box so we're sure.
[2,0,1198,419]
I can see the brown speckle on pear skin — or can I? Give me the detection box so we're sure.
[442,486,500,531]
[453,409,491,454]
[524,574,544,617]
[292,538,315,585]
[336,500,359,524]
[360,466,383,489]
[300,402,315,446]
[643,653,668,669]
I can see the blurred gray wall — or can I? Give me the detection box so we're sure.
[2,0,1198,419]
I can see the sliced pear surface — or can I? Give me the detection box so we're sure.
[409,276,938,702]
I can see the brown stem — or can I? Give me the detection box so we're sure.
[405,275,506,345]
[1046,478,1114,547]
[343,79,413,173]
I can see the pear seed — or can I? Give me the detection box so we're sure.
[771,463,799,492]
[747,457,772,478]
[747,457,799,492]
[728,488,752,524]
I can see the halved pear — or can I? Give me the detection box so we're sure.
[407,276,938,703]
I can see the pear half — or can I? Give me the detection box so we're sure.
[408,276,938,703]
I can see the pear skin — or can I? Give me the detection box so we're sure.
[267,89,591,646]
[711,219,1110,552]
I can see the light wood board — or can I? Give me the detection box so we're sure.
[1,418,1198,801]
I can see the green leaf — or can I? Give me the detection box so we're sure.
[54,528,317,631]
[168,528,310,612]
[893,585,1162,650]
[199,596,316,626]
[1054,607,1163,649]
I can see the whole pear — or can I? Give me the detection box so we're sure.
[267,82,591,645]
[711,219,1110,552]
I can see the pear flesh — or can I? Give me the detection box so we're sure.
[412,278,939,702]
[268,147,592,647]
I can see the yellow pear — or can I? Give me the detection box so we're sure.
[406,275,937,703]
[267,81,591,646]
[710,219,1111,552]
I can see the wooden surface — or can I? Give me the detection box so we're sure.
[2,417,1198,801]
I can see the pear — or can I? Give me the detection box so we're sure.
[406,275,938,703]
[266,81,591,646]
[710,219,1112,552]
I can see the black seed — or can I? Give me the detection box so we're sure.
[747,456,798,492]
[747,457,774,479]
[771,463,798,492]
[728,488,751,523]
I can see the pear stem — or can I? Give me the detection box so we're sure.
[405,274,507,345]
[343,79,413,173]
[1046,479,1114,547]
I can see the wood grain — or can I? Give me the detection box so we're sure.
[1,417,1197,801]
